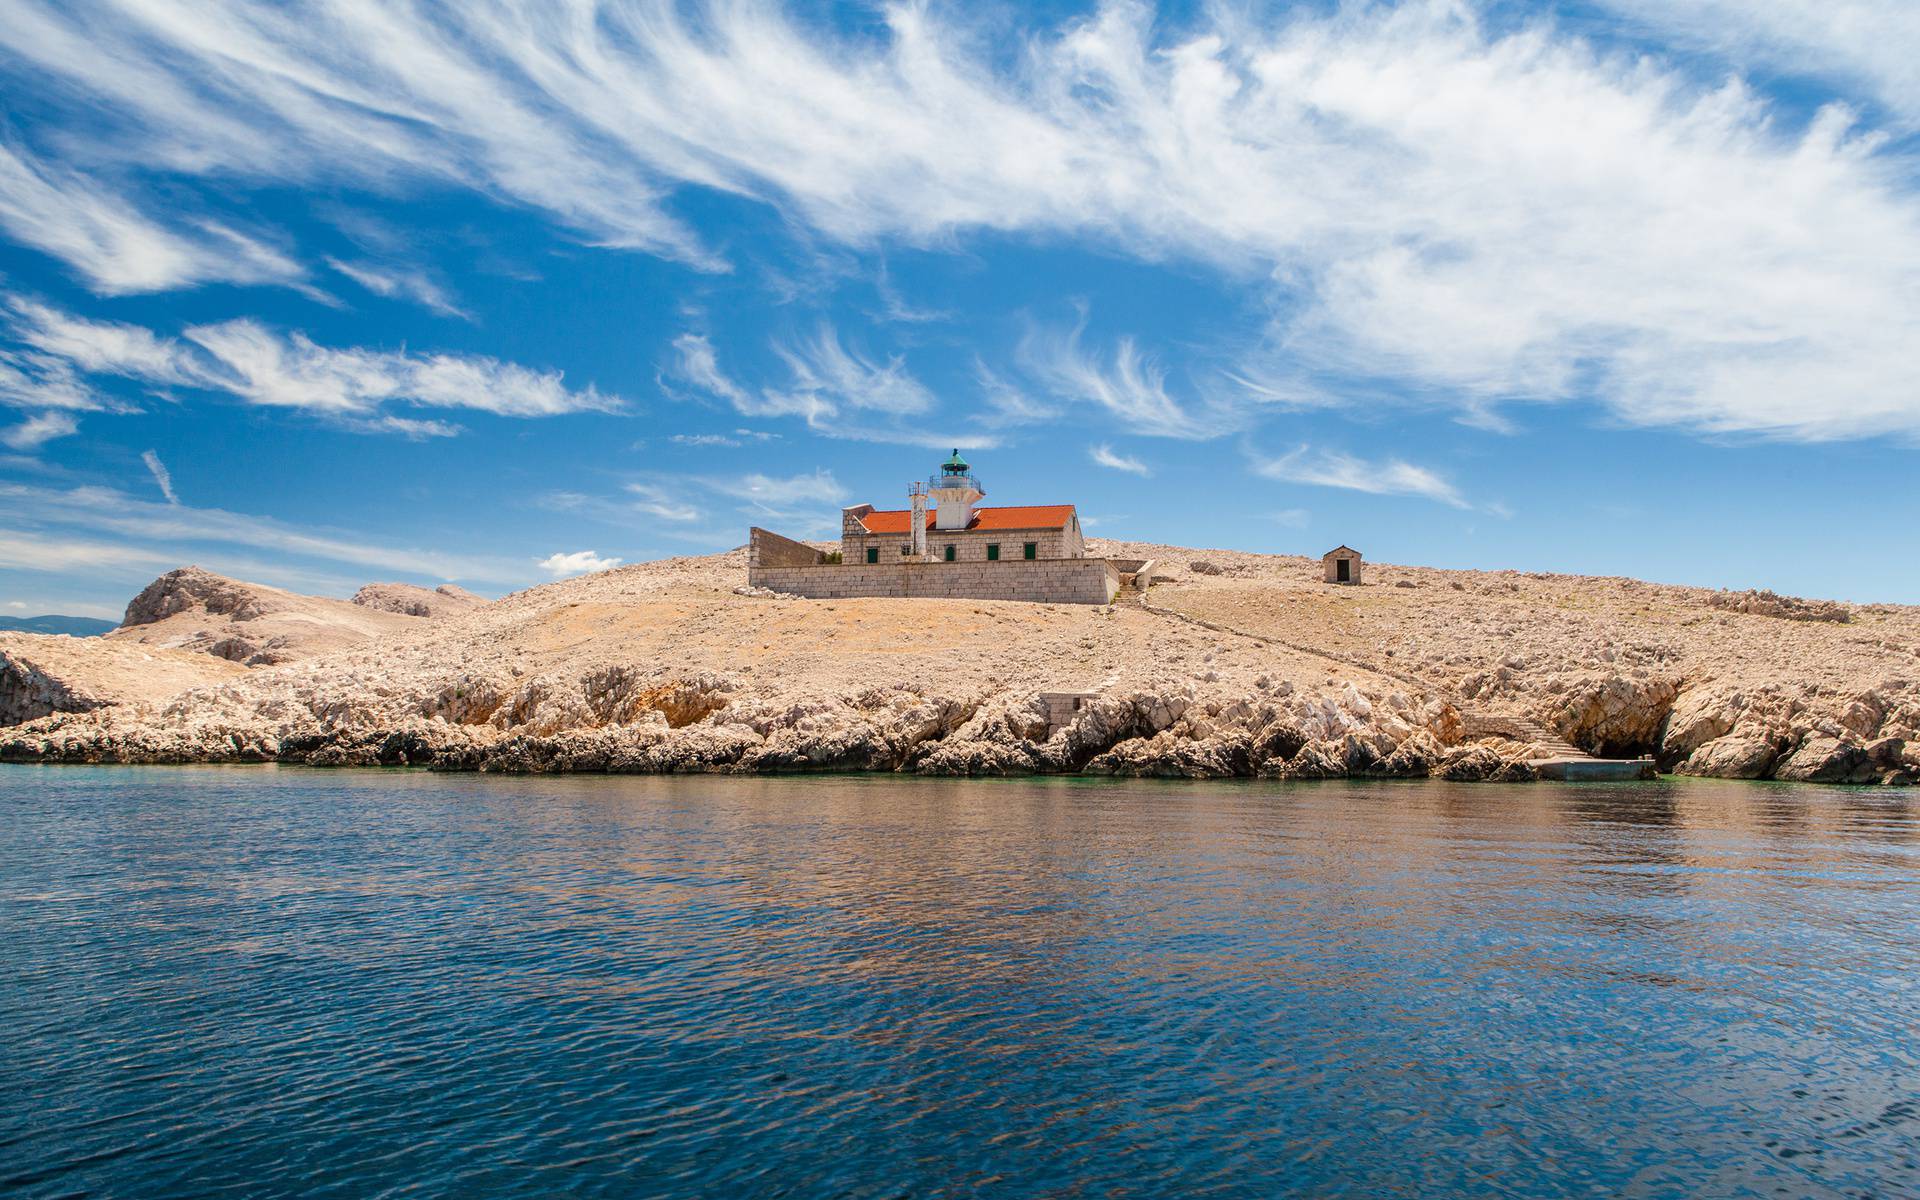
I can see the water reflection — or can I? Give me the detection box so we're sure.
[1,767,1918,1199]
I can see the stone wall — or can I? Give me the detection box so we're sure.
[749,558,1120,605]
[842,525,1080,565]
[749,527,828,568]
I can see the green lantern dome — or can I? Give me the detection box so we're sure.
[941,448,970,474]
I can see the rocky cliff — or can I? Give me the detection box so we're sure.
[5,545,1915,784]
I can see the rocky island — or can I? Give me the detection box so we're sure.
[2,543,1915,785]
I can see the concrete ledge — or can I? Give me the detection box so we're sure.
[1534,757,1658,781]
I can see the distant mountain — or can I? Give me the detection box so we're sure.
[0,615,117,637]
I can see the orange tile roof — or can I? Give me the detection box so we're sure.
[858,504,1076,534]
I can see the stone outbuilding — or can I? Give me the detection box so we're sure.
[1322,545,1363,585]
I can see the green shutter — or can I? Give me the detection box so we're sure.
[986,543,999,561]
[945,544,956,562]
[866,546,878,564]
[1023,542,1037,560]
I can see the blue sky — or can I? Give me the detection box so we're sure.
[2,0,1917,618]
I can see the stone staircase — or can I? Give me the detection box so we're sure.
[1460,712,1588,760]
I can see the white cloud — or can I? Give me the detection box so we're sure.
[2,482,520,583]
[0,142,302,294]
[769,324,936,420]
[6,298,200,385]
[2,298,623,433]
[5,2,1920,440]
[623,482,702,522]
[1089,443,1151,476]
[0,357,103,412]
[1597,1,1920,125]
[1,410,78,450]
[1268,508,1311,529]
[324,256,468,318]
[141,449,178,505]
[1253,445,1468,509]
[668,326,969,447]
[538,550,622,578]
[670,433,741,447]
[736,469,848,516]
[1022,322,1228,440]
[0,529,178,573]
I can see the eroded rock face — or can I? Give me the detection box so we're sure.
[123,567,267,626]
[1542,675,1680,757]
[1677,734,1781,780]
[1660,689,1742,766]
[1773,736,1875,784]
[0,648,109,725]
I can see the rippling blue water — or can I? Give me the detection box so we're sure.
[3,767,1919,1198]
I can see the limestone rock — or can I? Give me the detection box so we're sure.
[1541,675,1680,757]
[1774,735,1875,784]
[1660,689,1741,765]
[1677,734,1781,780]
[351,582,486,619]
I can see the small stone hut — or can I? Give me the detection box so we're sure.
[1322,545,1363,585]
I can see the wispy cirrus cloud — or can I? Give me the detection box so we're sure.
[1,2,1918,442]
[1,297,623,436]
[667,326,987,450]
[1088,444,1151,476]
[1,482,530,587]
[324,256,468,319]
[1595,1,1920,125]
[140,450,178,505]
[1020,321,1230,441]
[1251,445,1469,509]
[1,410,78,450]
[0,142,303,294]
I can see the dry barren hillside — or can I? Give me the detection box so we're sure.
[4,544,1915,784]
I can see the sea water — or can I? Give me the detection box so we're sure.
[2,767,1917,1198]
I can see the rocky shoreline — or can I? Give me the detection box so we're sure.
[4,545,1916,786]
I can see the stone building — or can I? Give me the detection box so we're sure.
[1323,545,1363,584]
[748,451,1116,604]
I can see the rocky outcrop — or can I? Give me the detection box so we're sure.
[1706,589,1851,624]
[1773,736,1877,784]
[1676,734,1781,780]
[351,582,487,619]
[123,567,270,626]
[1539,674,1680,758]
[109,567,440,667]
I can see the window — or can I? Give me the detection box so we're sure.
[986,543,999,561]
[945,544,957,562]
[866,546,878,564]
[1023,542,1037,560]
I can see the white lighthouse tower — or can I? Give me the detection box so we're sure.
[928,449,983,531]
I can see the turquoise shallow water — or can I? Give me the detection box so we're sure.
[2,767,1918,1198]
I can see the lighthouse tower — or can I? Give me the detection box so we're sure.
[928,449,983,531]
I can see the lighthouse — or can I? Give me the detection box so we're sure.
[929,449,983,531]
